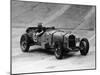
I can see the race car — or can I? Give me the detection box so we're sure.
[20,23,89,59]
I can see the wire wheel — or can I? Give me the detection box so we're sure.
[80,38,89,55]
[54,42,63,59]
[20,34,30,52]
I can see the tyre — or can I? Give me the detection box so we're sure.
[54,42,64,59]
[20,33,30,52]
[80,38,89,55]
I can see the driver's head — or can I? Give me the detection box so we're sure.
[38,23,43,28]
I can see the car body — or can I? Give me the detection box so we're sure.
[20,26,89,59]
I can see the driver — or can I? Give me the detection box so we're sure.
[33,23,44,42]
[36,23,44,37]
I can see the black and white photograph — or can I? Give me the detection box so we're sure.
[11,0,96,74]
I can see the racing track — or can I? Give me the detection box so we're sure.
[12,28,95,74]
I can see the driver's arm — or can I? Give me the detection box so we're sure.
[36,30,44,37]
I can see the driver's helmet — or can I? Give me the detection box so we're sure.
[38,23,43,28]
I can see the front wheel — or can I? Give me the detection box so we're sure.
[54,42,64,59]
[80,38,89,55]
[20,34,30,52]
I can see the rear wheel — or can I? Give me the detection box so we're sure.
[54,42,64,59]
[80,38,89,55]
[20,34,30,52]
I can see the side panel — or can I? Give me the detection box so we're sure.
[40,32,52,48]
[52,32,64,47]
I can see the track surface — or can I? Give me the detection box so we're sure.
[12,28,95,74]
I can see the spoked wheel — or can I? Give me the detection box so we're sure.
[80,38,89,55]
[54,42,64,59]
[20,34,30,52]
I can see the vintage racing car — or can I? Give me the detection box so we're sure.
[20,24,89,59]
